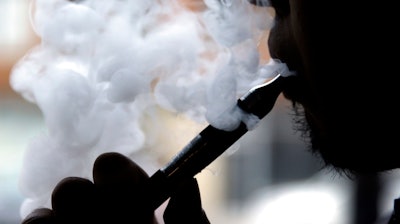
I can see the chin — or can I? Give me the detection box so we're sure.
[290,105,400,176]
[309,128,400,175]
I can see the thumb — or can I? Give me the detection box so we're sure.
[163,178,210,224]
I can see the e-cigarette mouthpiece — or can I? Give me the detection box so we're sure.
[145,74,286,210]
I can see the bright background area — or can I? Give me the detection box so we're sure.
[0,0,41,223]
[1,1,400,224]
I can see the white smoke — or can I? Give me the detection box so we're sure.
[10,0,290,219]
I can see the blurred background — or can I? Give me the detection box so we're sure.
[1,0,42,223]
[1,1,400,224]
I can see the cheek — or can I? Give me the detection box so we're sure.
[268,19,291,58]
[268,18,303,73]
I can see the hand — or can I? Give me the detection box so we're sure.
[21,152,210,224]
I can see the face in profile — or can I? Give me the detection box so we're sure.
[259,0,400,174]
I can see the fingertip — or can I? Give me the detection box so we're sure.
[51,177,96,222]
[91,152,155,222]
[22,208,56,224]
[92,152,149,187]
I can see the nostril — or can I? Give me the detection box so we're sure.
[269,0,290,17]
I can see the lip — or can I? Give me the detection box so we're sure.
[268,47,302,79]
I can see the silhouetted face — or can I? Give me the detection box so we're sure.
[250,0,400,174]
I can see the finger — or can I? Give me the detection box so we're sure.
[92,152,156,223]
[163,178,210,224]
[51,177,97,224]
[93,152,149,188]
[21,208,56,224]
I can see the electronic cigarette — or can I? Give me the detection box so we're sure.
[145,74,286,210]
